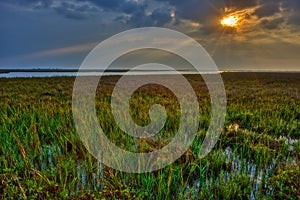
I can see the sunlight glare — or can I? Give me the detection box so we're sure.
[221,15,239,27]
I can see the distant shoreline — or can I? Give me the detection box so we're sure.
[0,69,299,79]
[0,72,299,80]
[0,69,299,74]
[0,69,129,73]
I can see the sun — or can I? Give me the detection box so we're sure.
[221,15,239,27]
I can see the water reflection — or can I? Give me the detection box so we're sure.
[0,71,217,78]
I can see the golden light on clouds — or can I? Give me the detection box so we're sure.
[221,15,239,27]
[220,6,261,31]
[190,22,201,27]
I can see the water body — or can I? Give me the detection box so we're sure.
[0,71,219,78]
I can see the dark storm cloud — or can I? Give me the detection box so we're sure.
[282,0,300,26]
[254,2,280,17]
[151,8,173,26]
[261,18,285,29]
[5,0,100,20]
[87,0,144,14]
[282,0,300,9]
[11,0,52,8]
[287,14,300,25]
[124,8,173,27]
[253,0,300,30]
[87,0,173,26]
[4,0,171,25]
[53,1,99,20]
[165,0,257,21]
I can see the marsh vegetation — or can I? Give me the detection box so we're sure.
[0,73,299,199]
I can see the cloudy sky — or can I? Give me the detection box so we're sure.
[0,0,300,71]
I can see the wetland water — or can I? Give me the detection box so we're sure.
[0,71,213,78]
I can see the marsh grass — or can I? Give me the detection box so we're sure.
[0,73,299,199]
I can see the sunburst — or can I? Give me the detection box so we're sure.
[221,15,239,27]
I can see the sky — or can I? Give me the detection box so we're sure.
[0,0,300,71]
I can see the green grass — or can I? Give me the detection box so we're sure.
[0,73,299,199]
